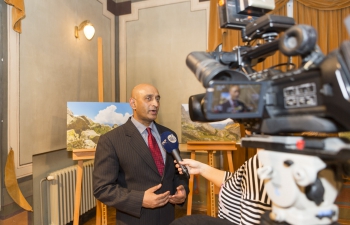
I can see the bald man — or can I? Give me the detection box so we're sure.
[93,84,189,225]
[217,85,250,113]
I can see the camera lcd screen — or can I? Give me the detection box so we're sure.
[205,81,266,120]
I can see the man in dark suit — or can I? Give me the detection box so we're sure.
[216,85,250,113]
[93,83,189,225]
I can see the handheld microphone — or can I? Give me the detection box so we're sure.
[160,131,190,179]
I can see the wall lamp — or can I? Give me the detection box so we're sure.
[75,20,95,40]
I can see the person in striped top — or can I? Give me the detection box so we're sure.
[170,154,271,225]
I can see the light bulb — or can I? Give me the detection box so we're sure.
[83,24,95,40]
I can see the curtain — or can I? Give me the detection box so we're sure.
[294,0,350,11]
[207,0,222,51]
[207,0,350,72]
[294,1,350,54]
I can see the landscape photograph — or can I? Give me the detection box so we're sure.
[67,102,132,151]
[181,104,241,143]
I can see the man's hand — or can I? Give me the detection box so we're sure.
[169,185,186,204]
[142,184,170,208]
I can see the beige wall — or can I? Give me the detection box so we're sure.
[8,0,208,175]
[121,0,208,137]
[15,0,113,165]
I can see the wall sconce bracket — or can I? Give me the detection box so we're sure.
[75,20,95,40]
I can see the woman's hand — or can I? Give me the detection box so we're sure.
[174,159,203,175]
[174,158,226,187]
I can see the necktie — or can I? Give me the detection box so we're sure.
[146,127,164,176]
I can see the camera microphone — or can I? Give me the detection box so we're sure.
[160,131,190,179]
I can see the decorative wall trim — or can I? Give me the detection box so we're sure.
[118,0,210,102]
[7,6,31,178]
[98,0,116,101]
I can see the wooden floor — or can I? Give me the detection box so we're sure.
[82,205,206,225]
[80,205,350,225]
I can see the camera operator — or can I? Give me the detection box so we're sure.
[170,153,271,225]
[214,85,250,113]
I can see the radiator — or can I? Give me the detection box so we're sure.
[47,160,96,225]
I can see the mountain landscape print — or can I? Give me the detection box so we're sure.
[67,102,132,151]
[181,104,241,143]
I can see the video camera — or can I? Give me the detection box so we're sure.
[186,0,350,224]
[187,0,350,135]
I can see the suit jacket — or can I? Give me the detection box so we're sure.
[93,118,189,225]
[220,99,249,113]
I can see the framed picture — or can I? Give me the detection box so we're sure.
[181,104,241,143]
[67,102,132,151]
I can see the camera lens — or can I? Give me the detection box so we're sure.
[186,51,249,88]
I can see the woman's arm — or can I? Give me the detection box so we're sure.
[176,159,226,187]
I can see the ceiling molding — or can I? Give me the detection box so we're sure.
[107,0,131,16]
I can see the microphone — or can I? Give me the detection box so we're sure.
[160,131,190,179]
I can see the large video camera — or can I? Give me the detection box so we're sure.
[188,0,350,135]
[186,0,350,224]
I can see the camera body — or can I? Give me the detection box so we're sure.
[187,2,350,224]
[187,5,350,135]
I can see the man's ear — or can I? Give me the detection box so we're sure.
[129,98,136,109]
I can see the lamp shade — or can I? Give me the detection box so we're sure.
[83,24,95,40]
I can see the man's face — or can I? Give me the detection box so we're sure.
[130,84,160,126]
[229,86,240,100]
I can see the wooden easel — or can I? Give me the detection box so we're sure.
[185,141,238,217]
[72,37,107,225]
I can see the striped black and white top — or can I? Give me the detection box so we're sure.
[218,154,272,225]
